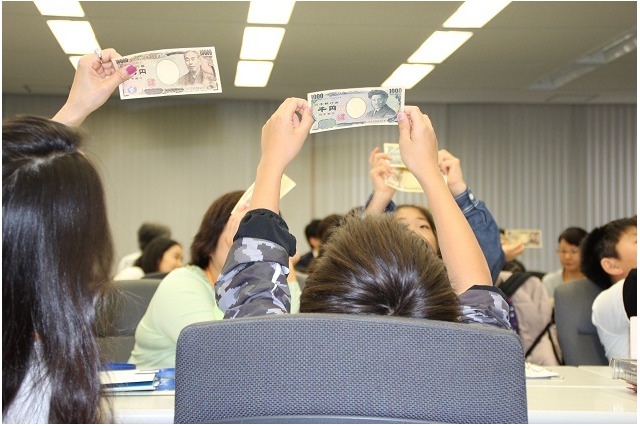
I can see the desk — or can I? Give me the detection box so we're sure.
[111,366,636,424]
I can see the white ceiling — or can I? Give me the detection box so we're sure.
[2,1,637,104]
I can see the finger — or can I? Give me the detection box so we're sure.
[297,105,315,135]
[368,147,379,166]
[397,107,414,141]
[103,65,137,92]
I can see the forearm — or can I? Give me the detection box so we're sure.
[419,171,493,293]
[249,161,284,213]
[52,102,90,127]
[364,190,395,215]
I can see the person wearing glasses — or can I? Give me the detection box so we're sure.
[542,227,588,301]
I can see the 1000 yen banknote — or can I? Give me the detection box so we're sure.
[113,47,222,99]
[308,87,404,133]
[383,143,405,167]
[505,229,543,248]
[385,168,423,193]
[231,174,296,215]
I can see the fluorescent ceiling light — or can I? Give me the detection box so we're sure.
[408,31,473,64]
[443,0,510,28]
[235,61,274,87]
[382,64,435,89]
[34,0,85,17]
[530,28,637,90]
[240,27,286,60]
[47,20,100,54]
[247,1,295,24]
[68,55,83,69]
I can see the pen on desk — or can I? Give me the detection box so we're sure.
[94,48,102,63]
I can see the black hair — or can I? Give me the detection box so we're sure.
[135,237,181,274]
[558,227,587,246]
[137,222,171,251]
[3,116,112,422]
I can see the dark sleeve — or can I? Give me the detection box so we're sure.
[454,188,505,284]
[215,209,296,319]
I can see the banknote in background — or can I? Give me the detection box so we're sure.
[382,142,421,192]
[505,229,543,248]
[308,87,404,133]
[231,174,296,215]
[113,47,222,99]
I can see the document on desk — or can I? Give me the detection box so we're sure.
[525,363,560,379]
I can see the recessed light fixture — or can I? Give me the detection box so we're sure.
[247,0,295,24]
[235,60,274,87]
[382,64,435,89]
[34,0,85,17]
[443,0,511,28]
[240,27,286,61]
[408,31,473,64]
[47,20,100,54]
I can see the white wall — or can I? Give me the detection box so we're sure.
[3,94,636,273]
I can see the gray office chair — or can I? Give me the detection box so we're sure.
[174,314,528,423]
[554,279,608,365]
[96,279,162,363]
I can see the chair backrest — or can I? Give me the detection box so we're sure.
[554,278,608,365]
[174,314,527,424]
[97,279,162,363]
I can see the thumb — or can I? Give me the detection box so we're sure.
[104,65,136,92]
[297,106,315,135]
[397,109,411,142]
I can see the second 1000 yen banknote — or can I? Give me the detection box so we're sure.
[113,47,222,99]
[308,87,404,133]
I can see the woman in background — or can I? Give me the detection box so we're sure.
[3,49,135,422]
[114,237,183,280]
[542,227,587,300]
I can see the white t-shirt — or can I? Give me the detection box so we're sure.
[591,279,630,360]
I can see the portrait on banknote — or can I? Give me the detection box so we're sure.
[366,89,397,119]
[177,50,216,86]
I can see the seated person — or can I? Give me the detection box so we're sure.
[580,216,637,290]
[114,237,183,280]
[592,269,637,360]
[215,99,509,331]
[364,147,505,284]
[542,227,587,300]
[294,218,321,273]
[116,222,171,273]
[129,191,301,369]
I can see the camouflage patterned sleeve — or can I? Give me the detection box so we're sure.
[458,286,511,330]
[215,209,295,319]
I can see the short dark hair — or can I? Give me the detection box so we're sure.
[367,89,388,100]
[558,227,587,246]
[136,237,180,274]
[3,115,112,422]
[189,191,244,268]
[581,217,637,289]
[137,222,171,250]
[304,219,321,244]
[301,214,459,320]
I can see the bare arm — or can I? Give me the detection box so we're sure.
[398,107,492,293]
[364,147,397,215]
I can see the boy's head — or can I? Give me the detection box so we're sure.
[300,214,459,321]
[304,219,321,250]
[581,216,637,289]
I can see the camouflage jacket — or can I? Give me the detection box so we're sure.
[216,209,510,330]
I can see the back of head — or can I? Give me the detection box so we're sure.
[189,190,244,268]
[301,214,459,320]
[3,116,111,422]
[138,222,171,251]
[559,227,587,246]
[136,237,180,274]
[581,217,637,289]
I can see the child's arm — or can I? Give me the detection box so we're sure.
[364,147,397,215]
[397,107,492,293]
[215,98,314,318]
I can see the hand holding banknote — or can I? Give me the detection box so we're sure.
[113,47,222,99]
[308,87,404,133]
[382,143,424,193]
[53,48,136,126]
[504,229,543,248]
[438,149,467,197]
